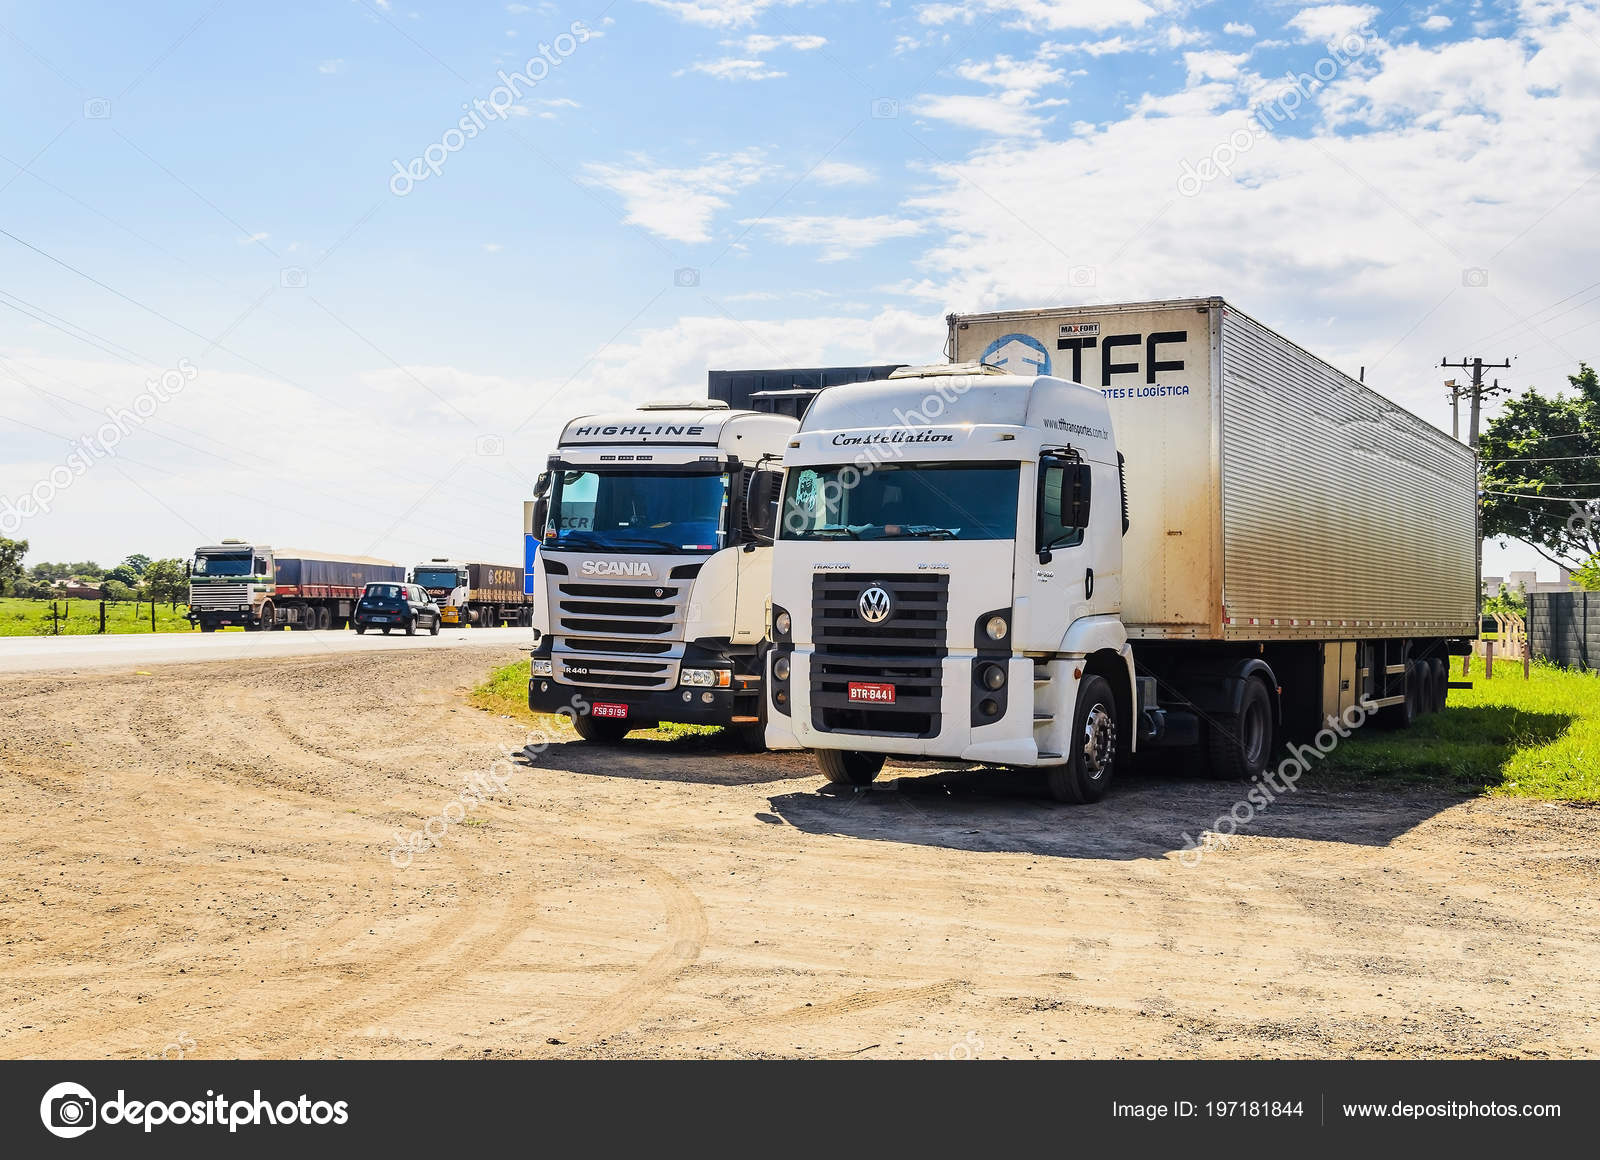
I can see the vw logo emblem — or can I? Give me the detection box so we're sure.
[857,585,893,624]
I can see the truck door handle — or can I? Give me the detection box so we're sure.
[1085,568,1094,599]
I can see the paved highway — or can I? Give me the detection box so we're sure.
[0,625,534,674]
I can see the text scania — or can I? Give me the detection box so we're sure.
[99,1088,349,1132]
[581,560,653,577]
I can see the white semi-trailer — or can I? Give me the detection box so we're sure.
[526,401,799,747]
[762,297,1478,801]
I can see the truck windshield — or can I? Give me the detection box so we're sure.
[780,463,1021,541]
[414,569,461,589]
[548,469,729,553]
[193,553,253,576]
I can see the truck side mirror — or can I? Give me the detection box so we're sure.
[1037,457,1091,563]
[744,469,783,544]
[530,497,550,542]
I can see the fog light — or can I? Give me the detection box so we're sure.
[775,610,791,636]
[531,658,553,677]
[539,680,549,693]
[773,655,791,680]
[979,697,1000,717]
[981,663,1006,690]
[984,615,1008,641]
[683,691,693,702]
[775,689,788,705]
[701,691,715,703]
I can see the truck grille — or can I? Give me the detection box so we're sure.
[555,652,677,690]
[187,583,250,609]
[553,581,684,639]
[811,573,948,738]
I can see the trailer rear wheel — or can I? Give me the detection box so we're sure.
[817,748,884,786]
[318,606,333,630]
[1379,663,1416,729]
[1204,676,1273,781]
[1049,674,1119,803]
[573,714,631,744]
[1432,657,1449,712]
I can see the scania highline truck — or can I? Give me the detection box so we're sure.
[760,297,1478,801]
[526,400,799,747]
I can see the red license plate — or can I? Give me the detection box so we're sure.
[848,682,896,705]
[591,703,629,719]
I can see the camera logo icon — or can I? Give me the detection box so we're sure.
[475,433,505,456]
[83,98,112,119]
[871,97,899,119]
[40,1082,97,1138]
[673,267,700,288]
[280,267,309,289]
[1067,264,1097,288]
[1461,267,1489,288]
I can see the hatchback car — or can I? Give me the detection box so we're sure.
[354,582,441,635]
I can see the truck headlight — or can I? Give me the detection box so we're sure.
[984,615,1009,641]
[680,668,731,688]
[774,610,791,636]
[981,663,1006,690]
[531,658,553,677]
[773,655,791,681]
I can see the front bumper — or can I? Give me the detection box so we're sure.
[528,678,750,726]
[768,649,1086,766]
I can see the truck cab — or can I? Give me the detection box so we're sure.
[187,541,276,631]
[527,401,800,746]
[761,365,1136,801]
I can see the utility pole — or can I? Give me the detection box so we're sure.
[1441,355,1513,617]
[1444,378,1463,440]
[1439,355,1511,448]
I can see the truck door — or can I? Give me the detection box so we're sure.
[1025,452,1105,647]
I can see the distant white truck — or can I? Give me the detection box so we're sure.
[761,298,1478,801]
[526,401,799,747]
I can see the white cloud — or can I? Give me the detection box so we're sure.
[736,33,827,51]
[681,57,787,80]
[917,49,1069,136]
[741,214,926,260]
[917,0,1158,33]
[239,232,270,245]
[506,2,531,11]
[1223,21,1255,36]
[1420,14,1452,31]
[811,160,877,185]
[582,150,774,243]
[1287,4,1379,44]
[483,243,504,253]
[317,59,344,74]
[639,0,807,29]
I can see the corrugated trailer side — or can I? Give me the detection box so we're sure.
[277,552,404,596]
[1216,305,1478,640]
[465,562,528,604]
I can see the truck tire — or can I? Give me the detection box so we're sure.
[257,599,276,631]
[200,624,215,633]
[817,748,884,786]
[318,606,333,630]
[1379,663,1416,729]
[1432,657,1449,712]
[1204,676,1274,781]
[1049,674,1119,803]
[573,714,631,744]
[728,723,766,752]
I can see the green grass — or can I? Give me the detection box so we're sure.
[1309,659,1600,799]
[470,659,720,742]
[0,597,195,636]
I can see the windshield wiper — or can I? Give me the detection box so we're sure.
[806,526,861,539]
[881,524,961,539]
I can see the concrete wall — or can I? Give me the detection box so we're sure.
[1528,591,1598,671]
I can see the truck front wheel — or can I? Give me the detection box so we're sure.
[1050,674,1119,803]
[817,748,884,786]
[1204,676,1274,780]
[573,714,631,744]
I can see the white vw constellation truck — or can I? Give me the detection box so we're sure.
[761,298,1478,801]
[526,401,799,747]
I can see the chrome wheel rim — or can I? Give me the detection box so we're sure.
[1082,703,1116,780]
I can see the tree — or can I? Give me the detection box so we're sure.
[69,560,105,580]
[1575,556,1600,592]
[30,561,72,583]
[141,558,189,605]
[0,536,26,596]
[105,564,140,586]
[1482,581,1527,618]
[101,579,135,602]
[1480,363,1600,570]
[122,553,152,576]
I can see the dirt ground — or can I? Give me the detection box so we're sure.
[3,646,1598,1060]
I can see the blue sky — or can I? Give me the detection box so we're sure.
[2,0,1597,579]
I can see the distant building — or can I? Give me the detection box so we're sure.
[1482,569,1578,598]
[52,579,103,600]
